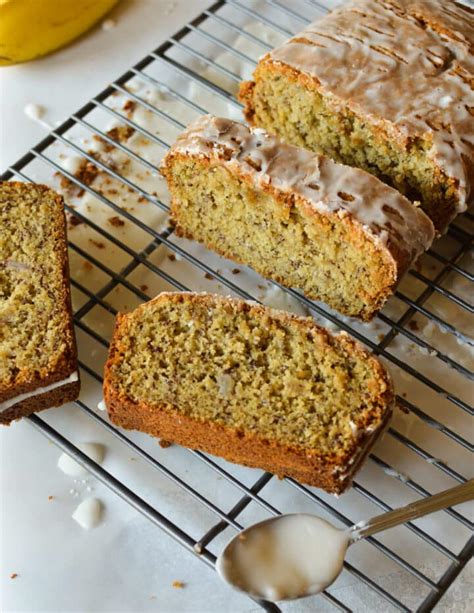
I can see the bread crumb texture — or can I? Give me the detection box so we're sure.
[165,157,395,320]
[0,182,75,391]
[239,0,473,232]
[240,67,459,231]
[107,293,392,459]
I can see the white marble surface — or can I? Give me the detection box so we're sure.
[1,1,473,612]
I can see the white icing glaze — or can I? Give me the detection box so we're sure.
[61,155,84,175]
[57,442,105,477]
[0,371,79,413]
[23,102,53,130]
[23,102,45,122]
[72,498,103,530]
[164,115,435,263]
[97,399,107,412]
[267,0,473,214]
[216,514,350,601]
[383,466,409,483]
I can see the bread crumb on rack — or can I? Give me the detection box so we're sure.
[89,239,105,249]
[108,216,125,227]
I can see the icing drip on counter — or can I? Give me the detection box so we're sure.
[267,0,473,213]
[165,115,435,262]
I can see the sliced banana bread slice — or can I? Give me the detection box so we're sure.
[104,292,394,494]
[239,0,473,232]
[161,116,434,321]
[0,182,80,425]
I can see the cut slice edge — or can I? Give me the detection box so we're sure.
[104,292,394,493]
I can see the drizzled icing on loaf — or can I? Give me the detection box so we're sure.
[268,0,473,211]
[165,115,434,262]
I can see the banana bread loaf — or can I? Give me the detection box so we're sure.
[161,116,434,320]
[104,292,394,494]
[239,0,473,232]
[0,182,80,425]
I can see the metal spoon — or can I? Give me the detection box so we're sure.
[216,479,473,602]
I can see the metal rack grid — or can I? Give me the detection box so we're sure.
[2,0,473,610]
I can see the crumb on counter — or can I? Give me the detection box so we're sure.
[48,495,54,501]
[172,580,185,589]
[10,573,18,579]
[159,439,172,449]
[204,272,214,280]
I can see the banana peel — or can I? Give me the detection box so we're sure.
[0,0,119,66]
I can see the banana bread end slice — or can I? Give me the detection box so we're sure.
[0,182,80,425]
[239,0,473,232]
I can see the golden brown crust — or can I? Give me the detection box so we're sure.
[105,387,391,494]
[239,57,462,232]
[0,182,79,423]
[103,292,394,494]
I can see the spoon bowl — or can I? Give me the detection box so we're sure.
[216,513,351,602]
[216,480,473,602]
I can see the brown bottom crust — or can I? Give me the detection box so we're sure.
[105,387,392,495]
[0,380,80,426]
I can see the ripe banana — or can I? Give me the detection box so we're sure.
[0,0,119,66]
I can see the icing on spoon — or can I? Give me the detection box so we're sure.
[216,480,473,602]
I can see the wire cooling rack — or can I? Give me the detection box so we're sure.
[2,0,473,610]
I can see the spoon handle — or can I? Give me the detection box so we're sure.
[353,479,474,540]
